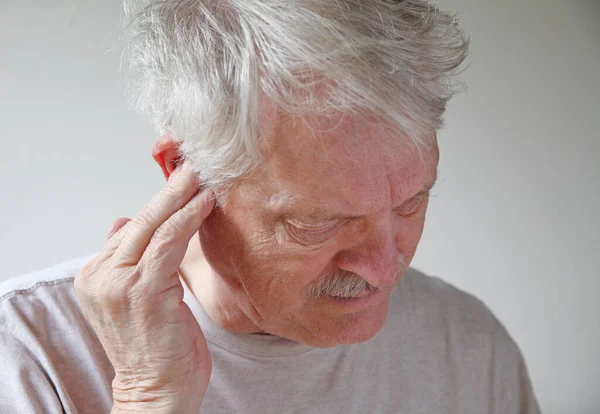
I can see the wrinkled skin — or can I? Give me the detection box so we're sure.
[75,111,439,411]
[75,165,215,413]
[181,112,440,347]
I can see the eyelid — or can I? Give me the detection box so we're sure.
[395,193,430,215]
[284,220,341,245]
[285,219,339,230]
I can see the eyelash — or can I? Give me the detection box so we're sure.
[394,197,425,217]
[284,222,337,245]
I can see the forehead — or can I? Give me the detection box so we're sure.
[247,111,438,218]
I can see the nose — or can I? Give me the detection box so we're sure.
[335,220,400,289]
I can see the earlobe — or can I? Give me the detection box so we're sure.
[152,134,181,181]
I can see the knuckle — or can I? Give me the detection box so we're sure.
[146,237,174,263]
[134,210,156,230]
[160,185,180,199]
[157,186,186,207]
[74,258,141,311]
[74,259,100,295]
[97,284,125,310]
[154,218,184,243]
[96,270,141,311]
[100,239,119,257]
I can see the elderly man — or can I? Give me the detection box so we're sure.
[0,1,540,413]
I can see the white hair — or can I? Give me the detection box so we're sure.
[122,0,469,197]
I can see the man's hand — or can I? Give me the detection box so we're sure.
[74,164,215,414]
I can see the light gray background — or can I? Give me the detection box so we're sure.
[1,1,598,413]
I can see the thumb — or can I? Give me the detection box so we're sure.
[106,217,132,241]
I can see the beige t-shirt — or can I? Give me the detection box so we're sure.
[0,256,540,413]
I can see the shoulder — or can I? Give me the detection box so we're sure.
[0,256,95,331]
[0,255,99,342]
[393,266,503,334]
[0,255,94,303]
[375,268,540,412]
[387,267,529,374]
[0,255,113,411]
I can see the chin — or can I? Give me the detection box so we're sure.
[306,299,391,348]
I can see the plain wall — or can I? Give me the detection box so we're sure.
[1,1,598,413]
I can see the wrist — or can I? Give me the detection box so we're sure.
[112,395,199,414]
[111,403,180,414]
[111,374,204,414]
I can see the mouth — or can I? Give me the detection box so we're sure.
[330,288,377,299]
[324,288,385,310]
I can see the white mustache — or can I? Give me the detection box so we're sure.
[308,259,405,299]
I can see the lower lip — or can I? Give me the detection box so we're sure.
[325,289,385,311]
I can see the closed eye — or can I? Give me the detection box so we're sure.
[284,221,340,245]
[394,194,429,216]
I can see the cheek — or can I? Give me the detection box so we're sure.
[201,207,334,305]
[198,208,246,279]
[244,234,337,303]
[395,207,428,255]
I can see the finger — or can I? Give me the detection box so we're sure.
[141,189,215,273]
[106,218,132,241]
[93,218,134,264]
[115,164,202,264]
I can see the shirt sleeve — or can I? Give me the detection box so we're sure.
[0,328,65,414]
[489,313,542,414]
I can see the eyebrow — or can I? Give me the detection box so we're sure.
[274,171,439,224]
[408,170,438,203]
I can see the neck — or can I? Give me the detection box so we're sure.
[179,233,265,334]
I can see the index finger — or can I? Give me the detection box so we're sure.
[114,164,204,265]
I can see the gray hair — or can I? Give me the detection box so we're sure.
[122,0,469,196]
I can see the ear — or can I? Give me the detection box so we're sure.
[152,134,181,181]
